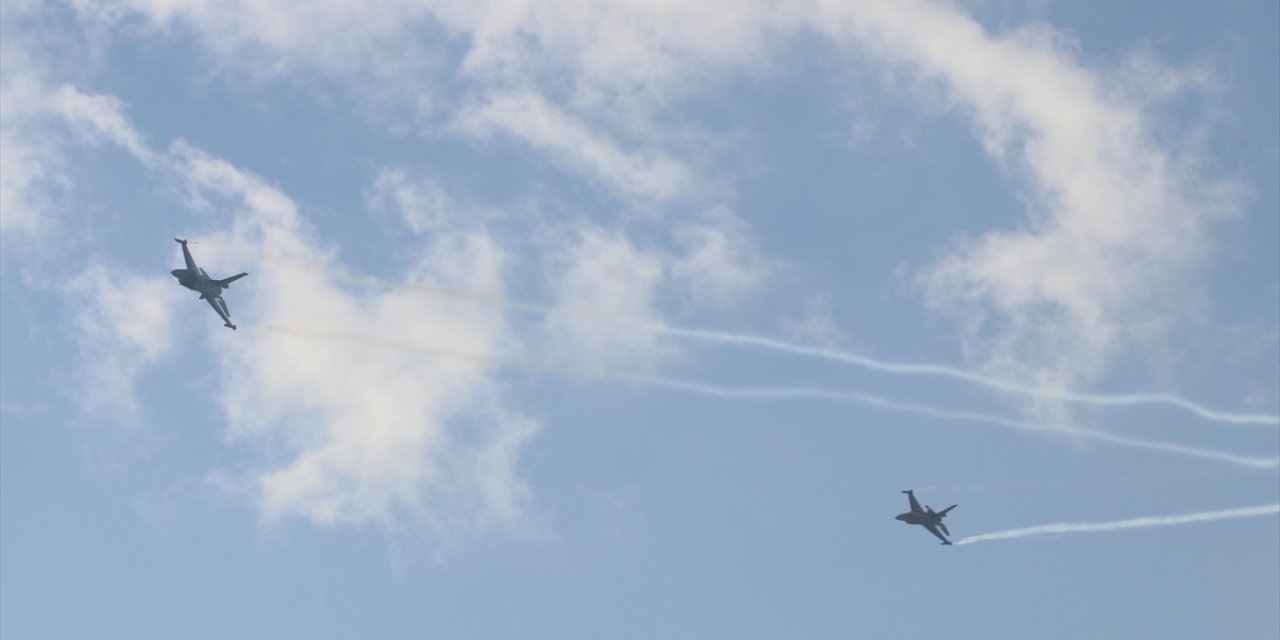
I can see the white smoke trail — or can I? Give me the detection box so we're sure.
[206,243,1279,426]
[955,504,1280,545]
[252,325,1280,470]
[645,325,1280,427]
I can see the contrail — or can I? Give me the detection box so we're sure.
[205,243,1280,426]
[252,325,1280,470]
[954,504,1280,545]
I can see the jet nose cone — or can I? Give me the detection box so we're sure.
[894,514,907,521]
[170,269,182,277]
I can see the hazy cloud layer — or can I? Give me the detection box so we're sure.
[64,0,1241,399]
[9,0,1260,542]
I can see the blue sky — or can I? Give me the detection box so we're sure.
[2,1,1277,638]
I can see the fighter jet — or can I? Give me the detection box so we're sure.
[171,238,248,330]
[895,489,957,546]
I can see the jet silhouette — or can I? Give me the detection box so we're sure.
[895,489,957,546]
[171,238,247,330]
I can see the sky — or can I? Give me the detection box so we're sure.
[1,0,1277,638]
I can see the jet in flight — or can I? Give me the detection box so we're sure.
[895,489,957,546]
[171,238,248,330]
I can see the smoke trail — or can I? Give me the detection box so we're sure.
[644,325,1280,427]
[252,325,1280,470]
[205,243,1279,426]
[955,504,1280,545]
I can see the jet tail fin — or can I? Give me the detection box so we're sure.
[218,272,249,288]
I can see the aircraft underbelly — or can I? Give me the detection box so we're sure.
[205,296,231,323]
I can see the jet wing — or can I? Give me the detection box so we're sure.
[206,295,234,328]
[905,491,923,514]
[938,522,950,537]
[924,523,952,545]
[178,239,198,272]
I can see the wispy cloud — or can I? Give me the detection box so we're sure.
[74,0,1249,407]
[670,207,769,309]
[65,266,177,426]
[12,77,546,538]
[0,22,157,238]
[46,85,159,166]
[956,504,1280,545]
[816,0,1243,410]
[365,167,496,234]
[13,0,1269,543]
[452,90,693,201]
[176,153,541,538]
[541,223,674,369]
[0,4,58,237]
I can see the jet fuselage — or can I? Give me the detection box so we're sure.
[896,489,956,545]
[171,267,222,300]
[895,511,944,527]
[172,238,246,330]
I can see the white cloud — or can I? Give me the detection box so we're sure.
[91,0,787,105]
[365,167,496,234]
[46,85,158,166]
[441,0,794,110]
[71,1,780,204]
[65,266,177,426]
[6,13,179,425]
[542,224,672,368]
[452,90,693,201]
[0,110,60,237]
[167,140,301,225]
[171,155,541,537]
[814,0,1241,403]
[23,0,1256,525]
[67,0,1237,401]
[671,208,768,308]
[540,211,767,367]
[15,71,544,536]
[225,240,536,533]
[80,0,438,79]
[0,12,157,239]
[779,295,846,347]
[1,24,73,237]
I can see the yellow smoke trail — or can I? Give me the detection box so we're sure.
[250,324,1280,470]
[200,242,1280,426]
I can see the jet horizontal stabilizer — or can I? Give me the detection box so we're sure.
[218,272,249,288]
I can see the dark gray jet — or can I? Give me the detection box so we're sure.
[171,238,248,330]
[895,489,957,546]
